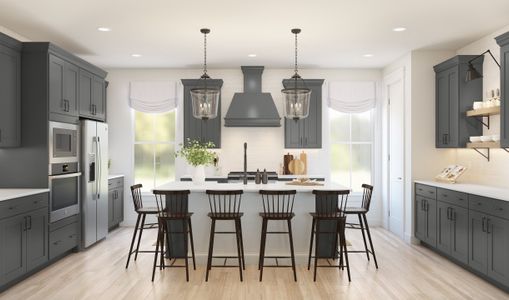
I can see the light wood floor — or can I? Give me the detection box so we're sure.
[1,226,508,300]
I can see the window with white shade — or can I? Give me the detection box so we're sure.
[134,111,176,191]
[329,108,374,192]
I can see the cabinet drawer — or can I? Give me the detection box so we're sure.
[0,193,49,219]
[108,177,124,190]
[49,222,78,260]
[437,188,468,208]
[469,195,509,220]
[415,184,437,199]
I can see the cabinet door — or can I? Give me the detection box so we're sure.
[424,198,437,247]
[63,62,79,117]
[0,43,21,147]
[487,216,509,286]
[436,67,458,148]
[468,210,488,274]
[91,76,106,121]
[79,69,93,118]
[114,188,123,224]
[49,55,66,116]
[285,119,302,148]
[450,205,469,264]
[108,189,115,229]
[26,208,49,272]
[501,44,509,148]
[436,201,451,254]
[0,214,26,284]
[414,196,427,241]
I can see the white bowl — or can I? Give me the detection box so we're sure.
[470,136,482,143]
[492,135,501,142]
[473,102,484,110]
[480,136,493,142]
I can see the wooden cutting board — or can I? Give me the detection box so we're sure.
[288,159,305,175]
[285,181,324,186]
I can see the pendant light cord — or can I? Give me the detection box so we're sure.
[203,31,208,77]
[294,32,298,76]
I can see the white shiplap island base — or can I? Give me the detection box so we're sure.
[154,181,349,264]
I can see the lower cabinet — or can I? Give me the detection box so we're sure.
[0,194,49,288]
[436,201,468,264]
[49,216,79,260]
[108,176,124,230]
[415,195,437,246]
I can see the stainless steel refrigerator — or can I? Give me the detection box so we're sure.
[81,120,109,248]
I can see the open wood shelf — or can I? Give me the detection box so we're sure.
[466,106,500,117]
[466,141,500,149]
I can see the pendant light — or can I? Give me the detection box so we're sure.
[282,28,311,120]
[190,28,220,120]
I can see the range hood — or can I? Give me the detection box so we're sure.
[224,66,281,127]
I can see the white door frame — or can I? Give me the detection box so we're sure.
[382,67,406,237]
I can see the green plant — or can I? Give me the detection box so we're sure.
[175,139,216,166]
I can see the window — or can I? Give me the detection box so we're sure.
[330,109,373,192]
[134,110,176,191]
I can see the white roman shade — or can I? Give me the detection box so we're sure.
[129,81,177,113]
[328,81,376,113]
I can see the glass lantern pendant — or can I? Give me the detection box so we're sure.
[282,28,311,120]
[191,28,220,120]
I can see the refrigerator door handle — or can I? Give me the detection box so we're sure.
[97,136,101,199]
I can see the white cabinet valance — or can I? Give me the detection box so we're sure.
[129,81,177,113]
[328,81,376,113]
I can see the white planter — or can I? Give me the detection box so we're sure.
[193,165,206,185]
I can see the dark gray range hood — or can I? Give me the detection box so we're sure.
[224,66,281,127]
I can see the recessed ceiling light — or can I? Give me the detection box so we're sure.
[131,54,142,58]
[97,27,111,32]
[248,54,257,57]
[363,54,374,58]
[393,27,407,32]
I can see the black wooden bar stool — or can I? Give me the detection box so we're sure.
[258,190,298,282]
[205,190,245,282]
[126,184,159,269]
[151,190,196,282]
[307,189,351,282]
[344,184,378,268]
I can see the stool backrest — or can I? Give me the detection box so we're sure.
[152,190,191,217]
[259,190,296,217]
[206,190,243,217]
[130,184,144,212]
[361,184,374,211]
[312,190,350,218]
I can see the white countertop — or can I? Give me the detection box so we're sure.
[155,181,347,193]
[415,180,509,202]
[0,189,50,203]
[278,174,326,179]
[108,174,124,180]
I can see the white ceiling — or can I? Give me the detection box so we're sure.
[1,0,508,69]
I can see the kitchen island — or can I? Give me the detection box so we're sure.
[154,181,348,263]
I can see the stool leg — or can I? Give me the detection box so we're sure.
[188,218,196,270]
[363,213,378,269]
[205,219,216,282]
[358,213,370,261]
[287,219,297,282]
[238,219,246,270]
[340,222,351,282]
[258,218,266,271]
[182,219,189,282]
[126,213,141,269]
[151,220,161,282]
[307,218,316,270]
[337,220,344,271]
[314,220,320,282]
[259,218,268,282]
[135,214,147,261]
[160,221,166,270]
[234,219,243,282]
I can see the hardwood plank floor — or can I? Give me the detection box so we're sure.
[1,226,507,300]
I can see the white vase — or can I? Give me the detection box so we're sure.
[193,165,206,185]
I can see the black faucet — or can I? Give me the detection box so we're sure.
[243,142,247,185]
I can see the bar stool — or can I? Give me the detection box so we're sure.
[126,184,159,269]
[258,190,297,282]
[151,190,196,282]
[205,190,245,282]
[307,189,351,282]
[344,184,378,268]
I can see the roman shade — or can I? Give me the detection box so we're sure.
[328,81,376,113]
[129,81,177,113]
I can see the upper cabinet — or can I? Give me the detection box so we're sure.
[496,32,509,148]
[283,79,324,148]
[434,56,483,148]
[79,69,106,121]
[181,79,223,148]
[49,54,79,120]
[0,33,21,148]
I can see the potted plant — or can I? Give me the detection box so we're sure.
[176,139,216,184]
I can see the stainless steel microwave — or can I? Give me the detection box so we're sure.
[49,121,79,164]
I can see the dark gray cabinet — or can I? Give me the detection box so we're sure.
[434,56,483,148]
[79,69,106,121]
[181,79,223,148]
[436,201,468,264]
[0,193,49,288]
[496,32,509,148]
[283,79,324,148]
[49,54,79,121]
[108,176,124,230]
[415,195,437,247]
[0,33,21,148]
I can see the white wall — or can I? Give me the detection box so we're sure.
[105,68,383,225]
[455,25,509,187]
